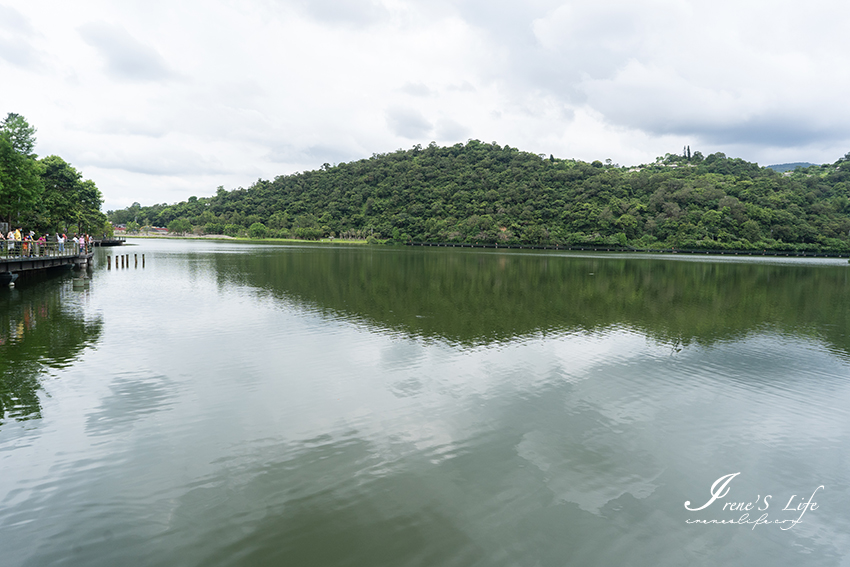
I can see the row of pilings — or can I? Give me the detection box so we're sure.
[107,253,144,269]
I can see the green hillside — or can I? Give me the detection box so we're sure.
[110,141,850,252]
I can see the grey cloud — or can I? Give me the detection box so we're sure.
[386,107,432,139]
[94,117,169,138]
[614,105,850,149]
[448,0,541,47]
[0,37,42,68]
[85,150,226,176]
[266,143,363,166]
[436,118,468,142]
[0,5,34,34]
[439,0,850,156]
[289,0,389,26]
[599,105,850,148]
[584,75,850,147]
[418,1,639,105]
[447,81,476,92]
[690,118,850,148]
[0,5,44,68]
[78,22,173,82]
[399,82,433,97]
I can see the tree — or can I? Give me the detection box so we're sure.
[249,222,268,238]
[38,156,105,234]
[0,133,43,225]
[39,155,81,230]
[167,218,192,235]
[77,179,107,234]
[1,113,37,157]
[0,115,108,233]
[741,220,761,242]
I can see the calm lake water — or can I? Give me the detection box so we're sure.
[1,239,849,566]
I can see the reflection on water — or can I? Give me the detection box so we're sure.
[216,245,850,354]
[0,277,103,424]
[1,241,849,567]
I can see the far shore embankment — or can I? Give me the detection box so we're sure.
[121,233,372,245]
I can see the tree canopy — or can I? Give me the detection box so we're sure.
[0,113,107,234]
[0,113,37,157]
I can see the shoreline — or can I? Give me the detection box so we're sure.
[118,234,850,259]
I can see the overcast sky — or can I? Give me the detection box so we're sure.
[3,0,850,212]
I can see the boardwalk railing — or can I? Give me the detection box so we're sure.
[1,241,90,260]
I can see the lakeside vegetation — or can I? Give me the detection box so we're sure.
[109,141,850,252]
[0,114,109,236]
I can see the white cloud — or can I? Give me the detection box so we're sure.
[1,0,849,211]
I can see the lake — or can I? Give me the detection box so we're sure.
[1,239,849,566]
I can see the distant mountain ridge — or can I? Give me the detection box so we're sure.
[766,162,817,172]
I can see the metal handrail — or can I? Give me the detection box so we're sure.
[0,241,90,260]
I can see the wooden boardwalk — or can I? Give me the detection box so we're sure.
[95,237,126,246]
[1,243,93,285]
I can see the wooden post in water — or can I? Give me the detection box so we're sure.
[142,254,145,268]
[134,254,138,268]
[107,255,111,269]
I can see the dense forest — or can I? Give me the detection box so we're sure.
[109,140,850,251]
[0,113,108,236]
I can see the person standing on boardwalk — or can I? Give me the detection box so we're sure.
[6,229,13,254]
[57,233,65,253]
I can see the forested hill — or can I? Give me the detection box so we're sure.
[110,141,850,251]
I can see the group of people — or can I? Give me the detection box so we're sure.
[1,228,94,257]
